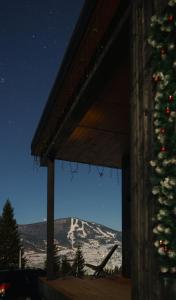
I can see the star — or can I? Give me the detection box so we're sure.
[32,33,37,39]
[49,10,53,15]
[101,204,105,209]
[7,120,14,127]
[48,9,55,15]
[25,0,31,5]
[0,77,5,84]
[47,25,56,31]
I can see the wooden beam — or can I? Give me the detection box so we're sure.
[130,1,164,299]
[47,159,55,280]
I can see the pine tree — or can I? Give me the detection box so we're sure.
[61,255,72,276]
[53,244,61,274]
[103,266,119,277]
[0,199,24,269]
[45,243,61,275]
[72,245,85,278]
[112,266,119,275]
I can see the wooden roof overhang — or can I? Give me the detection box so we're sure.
[31,0,131,168]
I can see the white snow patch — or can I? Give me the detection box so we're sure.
[77,221,87,238]
[80,222,113,238]
[82,221,94,230]
[95,227,112,238]
[67,218,79,248]
[106,231,116,238]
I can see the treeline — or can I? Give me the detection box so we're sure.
[47,244,85,278]
[48,243,120,278]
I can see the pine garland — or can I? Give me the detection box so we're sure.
[148,0,176,274]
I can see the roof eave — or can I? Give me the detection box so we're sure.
[31,0,98,156]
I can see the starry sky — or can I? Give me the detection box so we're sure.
[0,0,122,231]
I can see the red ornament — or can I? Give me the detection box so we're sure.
[168,15,174,22]
[164,246,168,253]
[153,74,161,82]
[160,48,167,59]
[160,146,166,152]
[160,128,165,134]
[160,48,166,55]
[169,95,174,102]
[165,106,171,114]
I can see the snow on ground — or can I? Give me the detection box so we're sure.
[24,241,122,274]
[25,250,46,269]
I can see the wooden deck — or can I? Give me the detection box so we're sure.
[39,276,131,300]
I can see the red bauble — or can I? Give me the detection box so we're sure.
[152,74,161,82]
[160,128,165,134]
[169,95,174,102]
[164,246,168,253]
[160,48,166,55]
[168,15,174,22]
[160,146,166,152]
[160,49,166,59]
[165,106,171,114]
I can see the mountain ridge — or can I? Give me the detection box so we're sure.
[19,217,120,232]
[18,217,122,271]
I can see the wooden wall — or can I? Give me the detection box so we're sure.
[130,0,167,299]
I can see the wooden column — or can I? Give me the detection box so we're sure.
[130,1,167,299]
[47,159,55,280]
[122,155,131,278]
[131,1,155,298]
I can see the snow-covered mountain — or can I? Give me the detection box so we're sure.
[18,217,122,273]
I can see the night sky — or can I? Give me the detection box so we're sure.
[0,0,122,230]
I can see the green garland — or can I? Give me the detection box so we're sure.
[148,0,176,274]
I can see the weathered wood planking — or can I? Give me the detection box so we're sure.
[131,0,168,299]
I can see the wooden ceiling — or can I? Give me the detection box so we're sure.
[54,63,130,168]
[31,0,131,168]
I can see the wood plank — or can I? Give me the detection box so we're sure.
[55,127,129,168]
[39,276,131,300]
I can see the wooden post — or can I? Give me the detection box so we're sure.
[130,1,167,299]
[122,155,131,278]
[130,1,155,298]
[47,159,55,280]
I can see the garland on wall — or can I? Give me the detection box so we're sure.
[148,0,176,275]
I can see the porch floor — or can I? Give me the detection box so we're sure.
[40,276,131,300]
